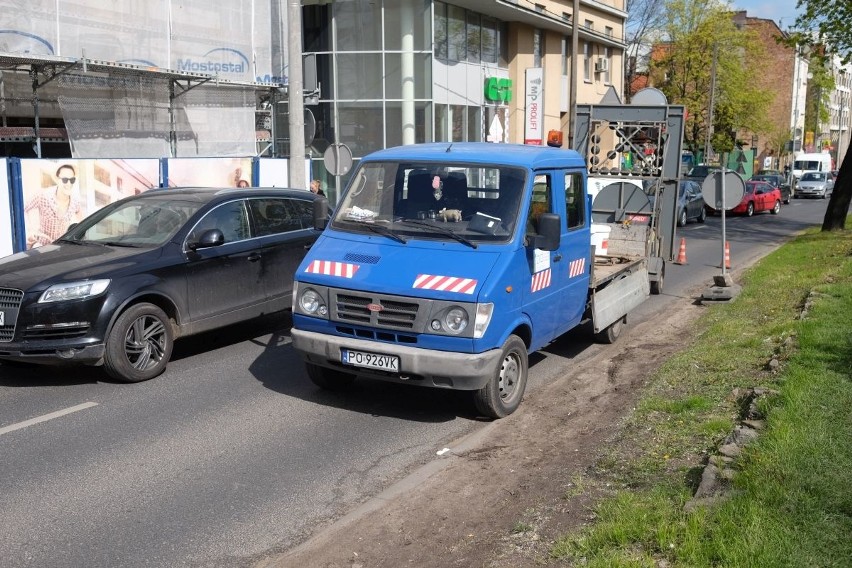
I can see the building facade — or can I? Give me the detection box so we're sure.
[0,0,627,194]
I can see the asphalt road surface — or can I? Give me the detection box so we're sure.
[0,196,836,567]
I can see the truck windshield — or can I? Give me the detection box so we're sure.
[331,161,527,243]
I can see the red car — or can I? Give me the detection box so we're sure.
[708,180,781,217]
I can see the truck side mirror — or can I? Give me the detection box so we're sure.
[534,213,561,251]
[313,196,329,230]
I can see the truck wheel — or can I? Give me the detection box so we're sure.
[306,362,356,390]
[473,335,528,419]
[650,272,664,295]
[596,316,625,344]
[104,303,173,383]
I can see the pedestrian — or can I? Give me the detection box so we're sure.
[310,179,325,196]
[24,163,84,248]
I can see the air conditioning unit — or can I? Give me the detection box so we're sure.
[594,58,609,74]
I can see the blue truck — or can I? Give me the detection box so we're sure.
[289,115,685,417]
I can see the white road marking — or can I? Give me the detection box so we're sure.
[0,401,99,436]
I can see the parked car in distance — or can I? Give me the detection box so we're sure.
[751,173,791,204]
[675,180,707,226]
[685,164,721,183]
[706,180,781,217]
[796,170,834,199]
[0,187,327,382]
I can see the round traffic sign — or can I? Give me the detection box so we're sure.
[701,170,745,211]
[323,143,353,177]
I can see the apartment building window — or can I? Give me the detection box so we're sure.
[535,4,545,13]
[583,41,591,82]
[584,19,593,30]
[562,36,570,76]
[605,26,613,38]
[603,46,612,84]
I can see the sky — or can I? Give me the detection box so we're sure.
[731,0,804,30]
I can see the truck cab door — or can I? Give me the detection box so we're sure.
[522,171,589,344]
[553,171,591,335]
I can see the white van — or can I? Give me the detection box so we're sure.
[792,152,833,185]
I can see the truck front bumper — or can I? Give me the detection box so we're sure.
[290,328,501,391]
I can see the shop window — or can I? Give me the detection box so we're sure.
[435,2,448,60]
[334,0,381,51]
[447,5,466,62]
[466,12,481,63]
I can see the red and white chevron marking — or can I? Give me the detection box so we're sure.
[413,274,477,295]
[530,268,552,292]
[568,258,586,278]
[304,260,360,278]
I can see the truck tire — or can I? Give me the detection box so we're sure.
[104,303,173,383]
[650,274,663,295]
[473,335,528,419]
[306,362,356,390]
[595,315,625,344]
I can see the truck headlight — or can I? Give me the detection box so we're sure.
[444,307,468,334]
[38,279,110,303]
[299,288,327,316]
[474,303,493,339]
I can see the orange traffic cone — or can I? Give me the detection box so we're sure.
[675,237,687,265]
[724,241,731,269]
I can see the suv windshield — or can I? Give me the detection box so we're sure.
[331,161,527,243]
[62,193,203,247]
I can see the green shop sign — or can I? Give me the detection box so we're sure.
[485,78,512,103]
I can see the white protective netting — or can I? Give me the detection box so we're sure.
[0,0,281,157]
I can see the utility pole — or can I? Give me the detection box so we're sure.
[704,45,718,163]
[568,0,579,149]
[288,0,306,190]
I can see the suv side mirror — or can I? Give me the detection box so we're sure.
[534,213,561,251]
[189,228,225,251]
[313,196,329,230]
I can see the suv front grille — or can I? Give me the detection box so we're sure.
[0,287,23,342]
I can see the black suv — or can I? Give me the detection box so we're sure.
[0,187,327,382]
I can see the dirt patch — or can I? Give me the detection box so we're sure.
[261,298,705,568]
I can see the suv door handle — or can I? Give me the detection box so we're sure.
[247,253,261,262]
[553,254,562,262]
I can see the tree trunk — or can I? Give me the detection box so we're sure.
[822,148,852,231]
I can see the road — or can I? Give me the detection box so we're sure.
[0,197,834,568]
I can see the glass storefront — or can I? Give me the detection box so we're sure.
[302,0,510,200]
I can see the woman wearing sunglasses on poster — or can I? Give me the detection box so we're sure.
[24,163,84,249]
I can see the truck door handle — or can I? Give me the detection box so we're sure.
[553,254,562,262]
[247,253,261,262]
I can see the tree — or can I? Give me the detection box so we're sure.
[624,0,666,102]
[786,1,852,230]
[650,0,771,159]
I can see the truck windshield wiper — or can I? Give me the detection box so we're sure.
[353,221,408,244]
[398,220,478,249]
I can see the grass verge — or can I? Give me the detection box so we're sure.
[550,220,852,567]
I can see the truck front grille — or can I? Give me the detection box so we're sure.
[335,293,420,329]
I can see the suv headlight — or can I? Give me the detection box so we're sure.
[38,279,110,303]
